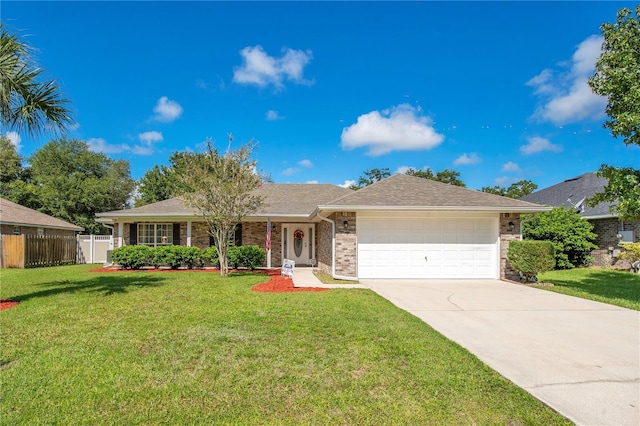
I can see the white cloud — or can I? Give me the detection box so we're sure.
[281,167,298,176]
[520,136,562,155]
[395,165,411,174]
[5,132,21,152]
[306,180,319,184]
[502,161,521,172]
[453,153,481,166]
[298,159,313,168]
[527,35,606,125]
[87,138,130,154]
[233,45,313,89]
[340,104,444,156]
[138,131,163,145]
[338,179,356,188]
[151,96,183,123]
[266,110,284,121]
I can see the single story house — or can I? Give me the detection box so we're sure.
[520,172,639,266]
[0,197,83,236]
[96,173,549,280]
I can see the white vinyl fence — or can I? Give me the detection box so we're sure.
[77,235,113,264]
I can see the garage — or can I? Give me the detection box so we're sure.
[357,213,499,279]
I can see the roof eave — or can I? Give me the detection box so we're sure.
[317,205,552,213]
[0,220,83,231]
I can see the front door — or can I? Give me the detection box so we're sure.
[283,224,314,266]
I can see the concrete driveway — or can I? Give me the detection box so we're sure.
[362,279,640,426]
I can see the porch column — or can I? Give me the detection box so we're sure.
[186,221,192,246]
[266,217,272,268]
[117,222,123,248]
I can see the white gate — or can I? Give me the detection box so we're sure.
[77,235,113,264]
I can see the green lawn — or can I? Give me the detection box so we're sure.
[1,265,569,425]
[539,268,640,311]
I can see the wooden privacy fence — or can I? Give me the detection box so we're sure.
[1,235,77,268]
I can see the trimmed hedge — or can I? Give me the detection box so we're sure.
[507,240,556,282]
[110,245,264,270]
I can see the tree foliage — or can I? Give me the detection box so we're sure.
[176,139,266,277]
[588,5,640,147]
[406,167,466,187]
[481,180,538,199]
[0,24,72,137]
[135,151,195,206]
[587,166,640,221]
[2,139,135,233]
[0,135,23,183]
[350,168,391,190]
[523,207,598,269]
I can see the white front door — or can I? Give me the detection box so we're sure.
[283,224,314,266]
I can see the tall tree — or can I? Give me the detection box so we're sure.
[350,168,391,190]
[481,180,538,199]
[135,151,201,206]
[0,24,72,136]
[0,135,22,182]
[406,167,466,187]
[176,139,266,277]
[587,6,640,219]
[27,139,135,233]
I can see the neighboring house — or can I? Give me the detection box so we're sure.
[0,197,83,236]
[96,173,548,280]
[520,172,639,267]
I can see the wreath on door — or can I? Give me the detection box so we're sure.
[293,229,304,257]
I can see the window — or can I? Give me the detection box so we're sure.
[138,223,173,246]
[37,228,45,236]
[12,226,20,235]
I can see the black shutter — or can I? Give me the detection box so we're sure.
[209,235,216,247]
[234,224,242,246]
[173,223,181,245]
[130,224,137,245]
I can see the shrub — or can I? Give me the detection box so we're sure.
[111,245,153,269]
[202,246,219,267]
[227,245,266,270]
[507,240,556,282]
[523,207,598,269]
[182,246,204,269]
[152,246,184,269]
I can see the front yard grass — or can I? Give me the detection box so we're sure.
[539,268,640,311]
[1,265,569,425]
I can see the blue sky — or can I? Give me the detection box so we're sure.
[3,1,639,191]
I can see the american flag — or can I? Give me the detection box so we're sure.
[266,220,271,251]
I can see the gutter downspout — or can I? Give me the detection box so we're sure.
[318,213,358,281]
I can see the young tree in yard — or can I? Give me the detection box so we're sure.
[177,139,266,277]
[481,180,538,199]
[523,207,598,269]
[0,24,72,136]
[587,6,640,220]
[26,139,135,233]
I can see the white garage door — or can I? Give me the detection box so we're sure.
[357,214,499,279]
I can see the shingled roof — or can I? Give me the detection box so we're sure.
[319,173,548,212]
[520,173,617,218]
[97,184,353,219]
[0,197,83,231]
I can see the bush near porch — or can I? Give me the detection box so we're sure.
[111,245,265,270]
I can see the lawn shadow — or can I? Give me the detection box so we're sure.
[547,269,640,307]
[11,274,167,303]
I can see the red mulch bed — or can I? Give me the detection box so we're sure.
[88,267,329,293]
[0,300,19,311]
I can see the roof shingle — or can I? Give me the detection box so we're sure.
[0,198,83,231]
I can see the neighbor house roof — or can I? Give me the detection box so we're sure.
[520,173,617,219]
[96,184,354,221]
[0,197,84,231]
[317,173,549,213]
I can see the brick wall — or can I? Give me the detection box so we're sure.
[316,219,332,274]
[499,213,521,281]
[242,221,283,267]
[1,224,76,237]
[590,218,639,267]
[334,212,357,277]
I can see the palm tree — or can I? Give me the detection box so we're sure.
[0,24,72,137]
